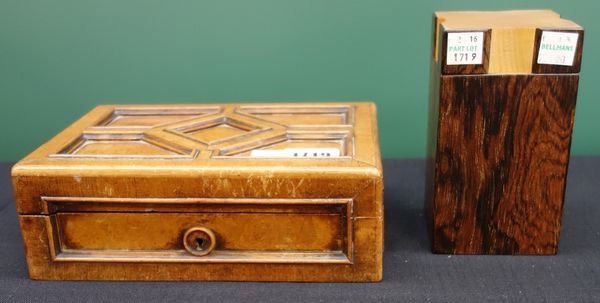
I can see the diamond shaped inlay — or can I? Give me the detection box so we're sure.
[169,116,264,146]
[186,123,248,144]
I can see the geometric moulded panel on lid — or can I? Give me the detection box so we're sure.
[96,107,220,128]
[50,104,356,159]
[51,133,197,159]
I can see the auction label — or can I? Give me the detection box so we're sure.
[446,32,484,65]
[537,31,579,66]
[250,148,341,158]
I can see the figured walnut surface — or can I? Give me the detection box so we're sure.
[426,11,582,255]
[12,102,383,281]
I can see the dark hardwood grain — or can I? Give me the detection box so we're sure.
[429,74,578,254]
[427,10,583,255]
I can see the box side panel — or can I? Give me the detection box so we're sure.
[432,74,578,254]
[425,15,444,246]
[16,174,382,281]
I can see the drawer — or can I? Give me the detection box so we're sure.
[42,197,353,264]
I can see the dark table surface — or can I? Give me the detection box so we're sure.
[1,158,599,303]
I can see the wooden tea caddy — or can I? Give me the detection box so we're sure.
[12,102,383,281]
[426,10,584,254]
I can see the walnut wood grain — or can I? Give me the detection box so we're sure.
[12,102,383,281]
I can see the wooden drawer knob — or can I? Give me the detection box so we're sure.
[183,227,216,256]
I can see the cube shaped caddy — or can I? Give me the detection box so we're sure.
[426,10,583,254]
[12,102,383,282]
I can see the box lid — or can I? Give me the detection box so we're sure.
[12,102,382,215]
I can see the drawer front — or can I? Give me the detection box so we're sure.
[43,197,353,264]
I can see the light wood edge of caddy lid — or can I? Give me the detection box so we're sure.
[434,10,582,74]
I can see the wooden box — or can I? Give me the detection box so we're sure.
[426,10,583,254]
[12,102,383,281]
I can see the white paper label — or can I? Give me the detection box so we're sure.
[537,31,579,66]
[446,32,484,65]
[250,148,340,158]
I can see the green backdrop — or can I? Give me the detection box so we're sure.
[1,0,598,160]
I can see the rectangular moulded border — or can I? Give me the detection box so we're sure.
[40,196,354,264]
